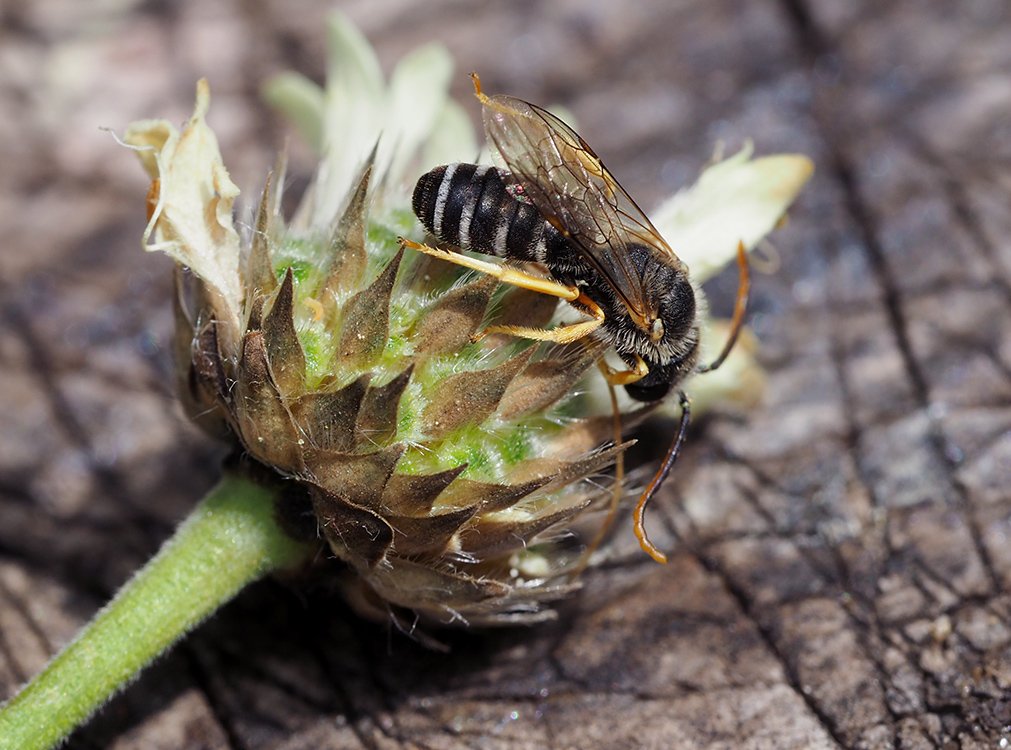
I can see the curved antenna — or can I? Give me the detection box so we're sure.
[633,391,691,564]
[633,240,749,561]
[697,241,751,374]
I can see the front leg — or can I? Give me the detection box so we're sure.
[598,354,649,385]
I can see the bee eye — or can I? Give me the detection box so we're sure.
[650,318,665,342]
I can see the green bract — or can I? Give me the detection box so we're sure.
[122,12,813,624]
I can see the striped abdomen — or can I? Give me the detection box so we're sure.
[412,163,567,265]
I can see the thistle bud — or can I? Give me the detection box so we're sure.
[124,13,811,628]
[125,79,637,626]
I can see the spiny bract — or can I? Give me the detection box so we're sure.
[127,80,629,627]
[124,13,812,628]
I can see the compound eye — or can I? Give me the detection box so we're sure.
[650,318,665,342]
[660,278,697,341]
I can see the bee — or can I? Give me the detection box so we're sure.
[401,74,749,564]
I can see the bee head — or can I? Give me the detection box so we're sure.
[604,247,701,381]
[624,332,701,402]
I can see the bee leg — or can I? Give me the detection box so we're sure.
[697,241,751,373]
[569,366,625,578]
[470,72,516,112]
[398,237,582,302]
[475,292,605,344]
[599,354,649,385]
[398,236,611,344]
[475,317,603,344]
[471,73,523,118]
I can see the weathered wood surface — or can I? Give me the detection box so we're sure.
[2,0,1010,747]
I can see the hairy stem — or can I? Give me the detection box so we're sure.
[0,473,315,750]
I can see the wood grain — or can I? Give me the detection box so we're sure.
[1,0,1009,747]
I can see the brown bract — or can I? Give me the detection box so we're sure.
[128,83,631,627]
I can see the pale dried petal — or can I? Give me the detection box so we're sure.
[651,144,814,284]
[124,79,243,341]
[381,43,453,190]
[261,71,326,152]
[685,322,766,415]
[312,13,384,226]
[422,99,479,171]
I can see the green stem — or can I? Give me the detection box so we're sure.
[0,473,315,750]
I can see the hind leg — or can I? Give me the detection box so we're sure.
[399,236,607,344]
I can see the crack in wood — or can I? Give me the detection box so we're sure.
[905,138,1011,306]
[668,533,849,747]
[182,645,249,750]
[779,0,1004,610]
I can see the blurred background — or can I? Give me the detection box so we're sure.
[2,1,1010,747]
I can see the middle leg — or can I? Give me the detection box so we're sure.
[399,236,607,345]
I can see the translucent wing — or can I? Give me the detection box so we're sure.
[481,94,684,323]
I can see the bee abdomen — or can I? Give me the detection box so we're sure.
[412,163,552,264]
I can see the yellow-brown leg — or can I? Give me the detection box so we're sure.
[471,72,493,106]
[475,291,605,344]
[599,354,649,385]
[398,237,579,301]
[399,236,609,346]
[569,365,625,577]
[471,73,537,123]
